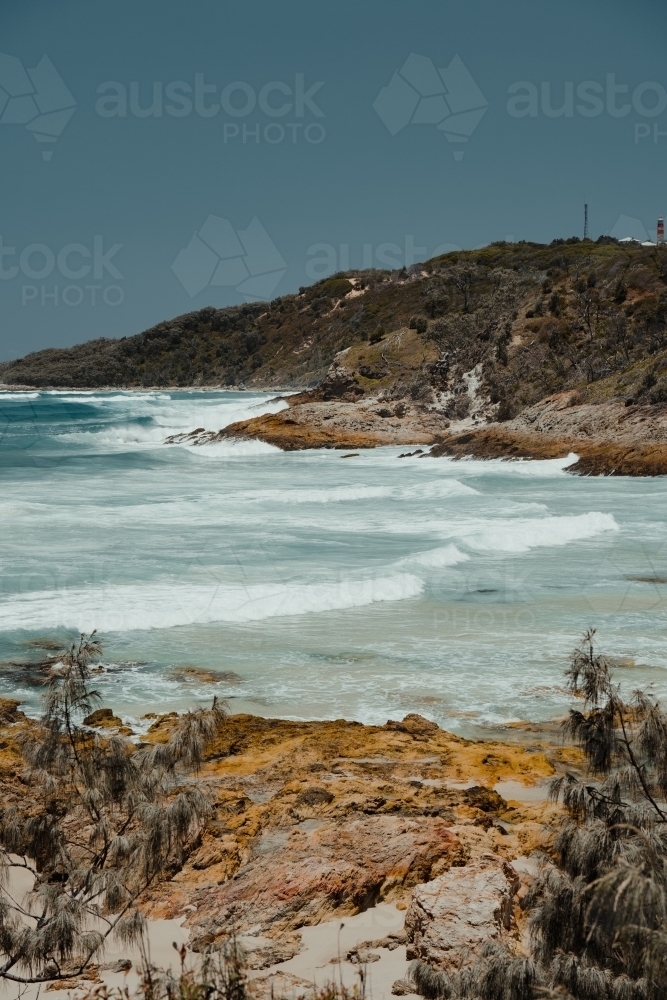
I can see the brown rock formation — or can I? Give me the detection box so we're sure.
[431,393,667,475]
[221,398,442,451]
[173,370,667,475]
[183,815,462,958]
[404,854,521,971]
[0,705,561,972]
[135,712,559,964]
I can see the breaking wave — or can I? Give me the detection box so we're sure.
[461,511,618,553]
[0,573,424,632]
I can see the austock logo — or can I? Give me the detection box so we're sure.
[0,235,124,307]
[0,53,76,160]
[95,73,326,145]
[506,75,667,146]
[172,216,287,299]
[373,53,488,160]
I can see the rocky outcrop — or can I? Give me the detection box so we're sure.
[221,398,443,450]
[404,854,520,972]
[185,372,667,475]
[219,398,667,475]
[183,815,462,956]
[83,706,133,734]
[0,704,559,974]
[132,712,558,964]
[430,393,667,476]
[510,390,667,442]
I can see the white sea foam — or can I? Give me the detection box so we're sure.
[2,388,663,731]
[395,479,479,499]
[0,573,424,632]
[431,453,580,477]
[232,485,391,504]
[52,393,287,452]
[462,511,618,552]
[397,544,470,569]
[189,437,281,457]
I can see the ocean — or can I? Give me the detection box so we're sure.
[1,389,665,736]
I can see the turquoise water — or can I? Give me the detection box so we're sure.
[1,389,666,735]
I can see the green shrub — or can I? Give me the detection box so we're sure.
[409,314,428,334]
[497,397,514,420]
[649,376,667,402]
[319,277,353,299]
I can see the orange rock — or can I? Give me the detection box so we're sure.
[0,706,562,969]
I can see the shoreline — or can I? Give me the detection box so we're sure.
[0,383,296,395]
[430,427,667,476]
[3,675,574,751]
[4,382,666,476]
[218,389,667,476]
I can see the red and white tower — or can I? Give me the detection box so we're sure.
[658,217,665,244]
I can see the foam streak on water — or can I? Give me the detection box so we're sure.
[0,389,666,735]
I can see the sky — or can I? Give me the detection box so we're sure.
[0,0,665,360]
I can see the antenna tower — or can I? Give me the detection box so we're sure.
[584,203,589,240]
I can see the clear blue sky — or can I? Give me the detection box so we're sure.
[1,0,665,359]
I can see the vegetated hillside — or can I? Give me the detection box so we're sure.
[0,271,425,391]
[2,239,667,414]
